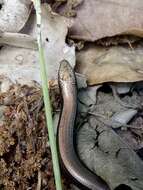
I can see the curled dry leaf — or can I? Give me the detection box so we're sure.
[76,45,143,85]
[68,0,143,41]
[0,0,32,32]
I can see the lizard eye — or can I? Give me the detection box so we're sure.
[115,184,132,190]
[0,3,3,10]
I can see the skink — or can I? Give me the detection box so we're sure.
[57,60,110,190]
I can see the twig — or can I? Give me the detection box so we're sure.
[33,1,63,190]
[0,32,37,49]
[88,111,130,129]
[37,170,42,190]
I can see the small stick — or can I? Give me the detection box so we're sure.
[37,170,42,190]
[0,32,37,49]
[33,1,63,190]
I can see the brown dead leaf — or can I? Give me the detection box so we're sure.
[76,45,143,85]
[68,0,143,41]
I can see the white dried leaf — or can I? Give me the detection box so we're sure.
[0,0,32,32]
[0,4,75,85]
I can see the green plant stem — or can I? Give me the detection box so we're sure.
[34,1,63,190]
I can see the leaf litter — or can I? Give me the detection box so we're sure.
[0,0,143,190]
[0,83,70,190]
[0,3,75,84]
[77,83,143,190]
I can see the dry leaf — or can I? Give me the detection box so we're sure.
[77,122,143,190]
[0,0,32,32]
[0,4,75,85]
[68,0,143,41]
[54,0,84,17]
[76,45,143,85]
